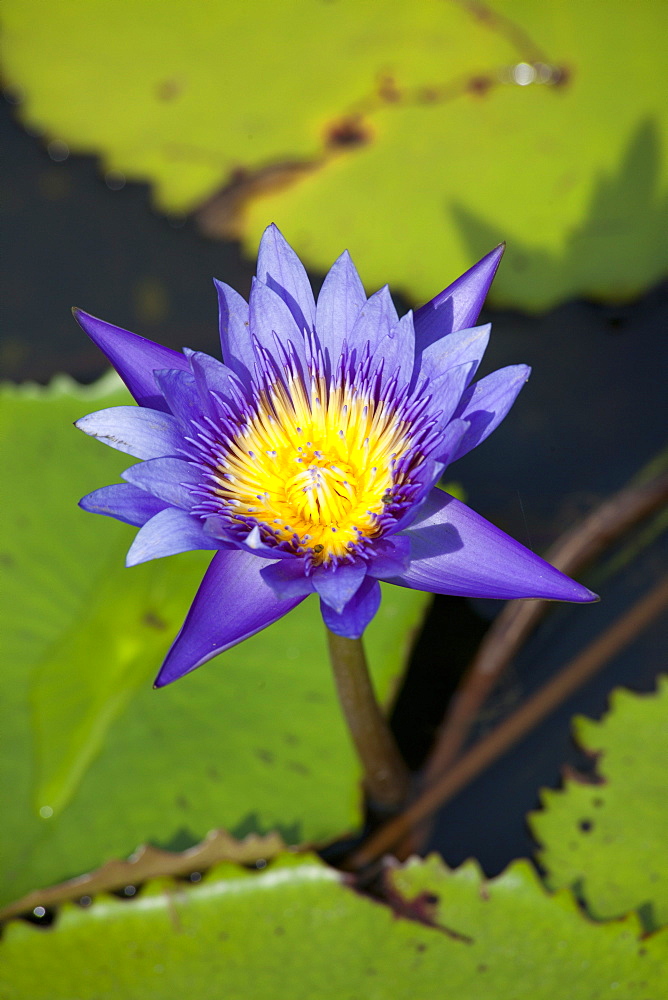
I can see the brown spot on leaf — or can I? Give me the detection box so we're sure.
[468,75,494,96]
[156,78,184,102]
[550,65,571,88]
[325,117,372,150]
[305,690,327,703]
[286,760,311,776]
[377,74,401,103]
[143,611,167,630]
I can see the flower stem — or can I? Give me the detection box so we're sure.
[326,630,410,810]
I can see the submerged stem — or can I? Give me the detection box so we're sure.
[326,630,410,810]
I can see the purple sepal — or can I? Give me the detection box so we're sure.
[126,507,221,566]
[320,577,382,638]
[413,245,504,358]
[73,309,189,412]
[315,249,367,369]
[79,483,170,526]
[450,365,530,462]
[75,405,182,460]
[312,560,367,613]
[259,559,315,599]
[256,223,315,335]
[154,548,305,686]
[122,457,197,510]
[393,489,598,602]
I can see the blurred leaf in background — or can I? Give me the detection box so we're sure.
[1,0,665,311]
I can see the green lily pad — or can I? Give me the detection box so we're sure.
[387,854,667,999]
[2,0,665,310]
[530,679,668,931]
[0,376,428,910]
[2,853,665,1000]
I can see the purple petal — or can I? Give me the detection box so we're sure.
[315,250,367,365]
[154,548,305,686]
[416,324,490,385]
[320,577,382,638]
[73,309,189,412]
[126,507,222,566]
[413,245,504,358]
[259,558,315,599]
[248,277,307,372]
[426,361,477,432]
[429,416,468,468]
[391,489,598,602]
[377,311,415,389]
[75,406,182,460]
[185,349,242,411]
[79,484,170,526]
[204,520,300,560]
[450,365,530,463]
[153,369,203,430]
[312,561,367,613]
[122,457,197,509]
[366,535,411,578]
[213,278,254,383]
[256,223,315,335]
[347,285,398,355]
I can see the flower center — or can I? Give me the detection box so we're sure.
[284,454,358,524]
[212,373,412,563]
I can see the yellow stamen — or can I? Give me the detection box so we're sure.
[214,375,412,562]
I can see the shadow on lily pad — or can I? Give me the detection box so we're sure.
[454,120,668,311]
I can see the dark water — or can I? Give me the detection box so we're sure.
[2,96,666,875]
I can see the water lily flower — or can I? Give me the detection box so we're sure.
[75,225,596,687]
